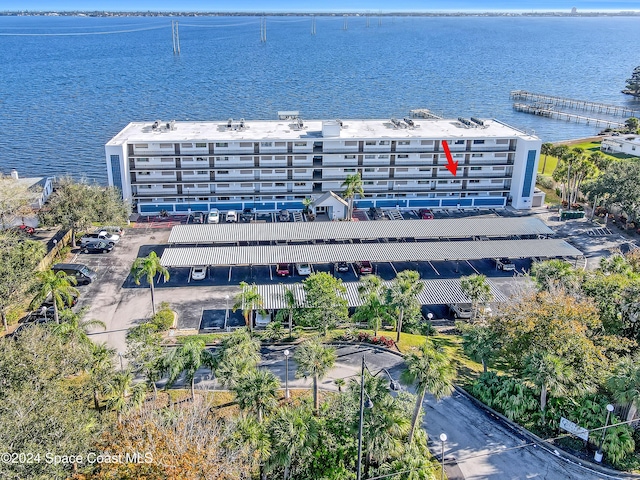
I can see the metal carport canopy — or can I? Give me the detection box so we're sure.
[159,239,582,267]
[255,278,509,310]
[167,217,554,244]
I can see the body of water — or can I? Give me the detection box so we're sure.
[1,15,639,184]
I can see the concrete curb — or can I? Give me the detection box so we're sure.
[454,385,640,480]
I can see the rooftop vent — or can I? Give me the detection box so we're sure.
[470,117,485,127]
[458,117,473,127]
[403,117,415,127]
[292,117,305,130]
[151,120,176,132]
[390,118,406,129]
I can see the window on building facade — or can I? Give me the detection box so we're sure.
[160,143,173,149]
[218,184,230,188]
[294,182,307,186]
[275,169,286,173]
[344,168,356,173]
[161,158,174,163]
[240,170,252,174]
[134,144,148,149]
[275,156,286,160]
[195,143,206,148]
[398,141,410,145]
[216,142,228,147]
[421,140,433,145]
[455,140,464,145]
[344,155,356,159]
[365,141,376,146]
[472,153,483,157]
[365,155,375,159]
[196,170,207,175]
[275,183,285,187]
[379,141,389,145]
[275,142,286,147]
[162,185,174,189]
[364,168,375,172]
[469,180,480,184]
[239,142,252,148]
[261,156,272,160]
[398,154,409,159]
[294,155,306,160]
[345,141,357,146]
[261,142,273,147]
[473,140,485,145]
[294,142,307,147]
[181,143,193,149]
[378,154,389,159]
[162,171,174,176]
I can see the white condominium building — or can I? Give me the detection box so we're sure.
[105,113,541,215]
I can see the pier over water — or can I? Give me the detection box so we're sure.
[510,90,640,118]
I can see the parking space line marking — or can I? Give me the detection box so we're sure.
[228,266,233,283]
[269,265,273,281]
[466,260,480,274]
[351,263,358,276]
[428,261,440,276]
[390,262,398,275]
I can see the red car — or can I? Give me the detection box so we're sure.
[356,261,373,275]
[8,224,35,235]
[276,263,290,276]
[419,209,434,220]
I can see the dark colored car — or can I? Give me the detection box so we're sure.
[334,262,350,273]
[419,209,434,220]
[241,208,254,222]
[368,207,383,220]
[276,263,290,276]
[192,212,205,224]
[278,209,291,222]
[81,241,114,254]
[355,261,373,275]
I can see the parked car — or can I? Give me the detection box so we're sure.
[80,230,119,246]
[241,208,254,222]
[192,211,205,224]
[81,240,114,254]
[8,224,36,235]
[191,266,207,281]
[418,209,434,220]
[276,263,290,276]
[278,209,291,222]
[496,258,516,271]
[448,303,472,319]
[94,226,124,236]
[52,263,97,285]
[355,261,373,275]
[255,310,273,328]
[334,262,350,273]
[226,210,238,223]
[208,209,220,224]
[296,263,312,276]
[368,207,383,220]
[41,291,78,309]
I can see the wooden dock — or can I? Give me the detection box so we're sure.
[510,90,640,118]
[513,103,626,128]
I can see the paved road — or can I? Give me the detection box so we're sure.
[424,389,624,480]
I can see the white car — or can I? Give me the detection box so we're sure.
[255,310,273,327]
[208,209,220,224]
[80,230,120,246]
[226,210,238,222]
[191,266,207,281]
[296,263,312,276]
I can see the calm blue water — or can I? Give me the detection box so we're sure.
[1,15,639,184]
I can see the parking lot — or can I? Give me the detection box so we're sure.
[62,204,617,349]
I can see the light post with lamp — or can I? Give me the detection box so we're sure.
[284,349,291,399]
[356,354,401,480]
[224,295,229,330]
[117,352,124,371]
[595,404,615,463]
[427,312,434,323]
[439,433,447,480]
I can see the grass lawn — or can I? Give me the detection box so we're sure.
[535,183,562,205]
[538,154,558,175]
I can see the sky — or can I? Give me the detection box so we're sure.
[4,1,640,12]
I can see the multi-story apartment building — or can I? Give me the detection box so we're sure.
[105,113,541,215]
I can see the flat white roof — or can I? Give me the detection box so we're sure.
[168,218,554,244]
[256,278,509,310]
[107,117,536,146]
[160,239,581,267]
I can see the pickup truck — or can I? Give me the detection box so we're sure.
[80,230,120,246]
[496,258,516,271]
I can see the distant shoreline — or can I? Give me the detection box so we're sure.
[2,11,640,18]
[554,136,604,146]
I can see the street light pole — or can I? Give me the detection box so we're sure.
[439,433,447,480]
[118,352,124,371]
[595,404,615,463]
[356,355,366,480]
[284,349,290,399]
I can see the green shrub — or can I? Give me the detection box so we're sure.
[537,176,554,189]
[150,304,174,331]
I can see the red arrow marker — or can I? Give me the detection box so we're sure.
[441,140,458,176]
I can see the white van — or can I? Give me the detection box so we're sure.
[255,310,273,328]
[208,209,220,224]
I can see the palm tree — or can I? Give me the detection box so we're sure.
[401,340,455,444]
[30,269,79,324]
[334,378,346,392]
[103,370,146,424]
[540,142,554,175]
[341,172,364,220]
[294,339,336,414]
[130,251,170,315]
[165,337,215,402]
[275,287,298,338]
[607,353,640,421]
[228,416,271,480]
[233,281,264,333]
[387,270,424,342]
[522,351,575,423]
[233,368,281,423]
[267,405,319,480]
[460,274,493,322]
[52,307,106,345]
[88,342,115,411]
[354,274,392,337]
[460,322,495,373]
[213,328,262,388]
